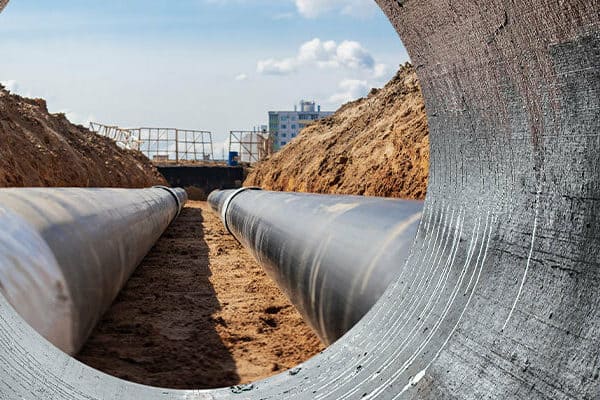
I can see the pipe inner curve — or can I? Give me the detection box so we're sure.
[0,1,599,399]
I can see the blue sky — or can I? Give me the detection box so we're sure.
[0,0,408,157]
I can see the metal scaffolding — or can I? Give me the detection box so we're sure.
[90,123,214,164]
[89,123,140,151]
[228,130,273,164]
[135,127,214,163]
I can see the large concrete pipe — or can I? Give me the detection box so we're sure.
[208,188,424,344]
[0,1,599,399]
[0,187,186,355]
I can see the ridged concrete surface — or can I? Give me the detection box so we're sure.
[0,1,598,399]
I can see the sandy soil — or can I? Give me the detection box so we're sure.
[0,84,165,188]
[246,63,429,200]
[77,201,324,389]
[2,64,427,389]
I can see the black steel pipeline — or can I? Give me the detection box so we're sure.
[208,188,423,344]
[2,1,600,399]
[0,187,187,355]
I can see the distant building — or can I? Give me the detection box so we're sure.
[268,100,333,151]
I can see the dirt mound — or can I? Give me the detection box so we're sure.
[245,63,429,200]
[0,85,165,188]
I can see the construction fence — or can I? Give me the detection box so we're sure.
[90,122,214,164]
[228,130,273,164]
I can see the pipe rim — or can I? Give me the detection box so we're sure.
[220,187,262,235]
[0,1,598,399]
[153,185,184,218]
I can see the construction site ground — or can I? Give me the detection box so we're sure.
[77,201,324,389]
[1,64,428,389]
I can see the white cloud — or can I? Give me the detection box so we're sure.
[339,0,378,17]
[257,38,377,76]
[373,63,388,79]
[0,79,19,93]
[329,79,370,103]
[298,38,337,66]
[0,80,35,98]
[235,73,248,81]
[59,109,96,127]
[335,40,374,69]
[203,0,376,18]
[294,0,376,18]
[257,57,297,75]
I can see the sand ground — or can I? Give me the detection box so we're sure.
[78,201,324,389]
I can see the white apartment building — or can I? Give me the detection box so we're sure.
[268,100,333,151]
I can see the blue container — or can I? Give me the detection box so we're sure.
[228,151,239,167]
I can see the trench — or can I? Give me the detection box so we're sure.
[77,201,323,389]
[0,1,599,399]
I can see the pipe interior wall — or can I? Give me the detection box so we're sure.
[0,1,598,399]
[0,187,186,355]
[209,189,424,344]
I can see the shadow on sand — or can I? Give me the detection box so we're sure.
[77,206,240,389]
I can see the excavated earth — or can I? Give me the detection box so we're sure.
[0,84,165,187]
[245,63,429,200]
[0,86,324,388]
[1,64,429,388]
[78,201,324,389]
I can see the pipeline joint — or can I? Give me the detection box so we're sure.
[221,187,262,235]
[153,186,184,219]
